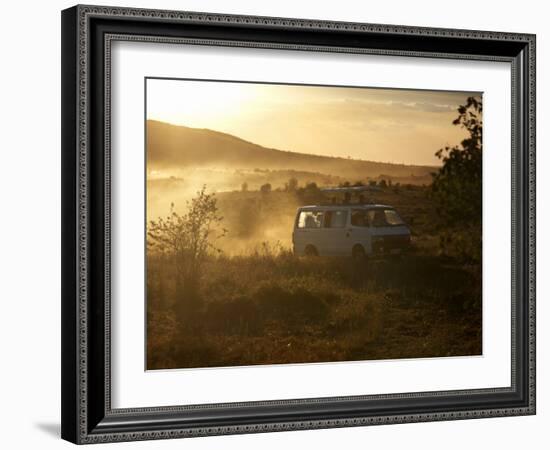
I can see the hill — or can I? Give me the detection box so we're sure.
[147,120,437,182]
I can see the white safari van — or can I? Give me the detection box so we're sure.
[292,204,411,258]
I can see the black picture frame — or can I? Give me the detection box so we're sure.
[61,4,536,444]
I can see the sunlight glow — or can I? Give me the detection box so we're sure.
[146,78,480,166]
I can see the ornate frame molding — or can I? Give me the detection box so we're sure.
[61,5,536,444]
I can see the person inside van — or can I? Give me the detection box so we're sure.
[371,210,387,227]
[305,215,317,228]
[351,209,368,227]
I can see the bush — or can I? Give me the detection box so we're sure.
[147,186,226,320]
[260,183,272,194]
[431,96,482,262]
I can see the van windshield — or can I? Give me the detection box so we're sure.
[384,209,405,225]
[366,209,405,227]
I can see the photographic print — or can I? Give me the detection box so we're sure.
[61,8,536,442]
[145,78,483,370]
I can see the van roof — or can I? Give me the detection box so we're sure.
[297,204,394,211]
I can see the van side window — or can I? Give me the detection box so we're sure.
[324,210,348,228]
[367,210,388,227]
[297,211,324,228]
[351,209,369,227]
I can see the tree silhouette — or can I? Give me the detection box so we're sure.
[431,96,482,261]
[260,183,272,194]
[285,177,298,192]
[432,96,482,226]
[148,186,226,318]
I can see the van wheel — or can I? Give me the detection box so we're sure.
[352,244,367,261]
[304,245,318,257]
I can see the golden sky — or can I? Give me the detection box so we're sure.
[146,78,481,166]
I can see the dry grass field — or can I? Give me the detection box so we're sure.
[146,185,482,370]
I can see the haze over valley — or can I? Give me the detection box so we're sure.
[147,119,437,220]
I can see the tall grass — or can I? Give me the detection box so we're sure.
[147,249,481,369]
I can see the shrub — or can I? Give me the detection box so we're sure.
[431,96,482,262]
[147,186,226,320]
[260,183,272,194]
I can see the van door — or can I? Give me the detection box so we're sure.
[322,209,349,256]
[350,209,372,254]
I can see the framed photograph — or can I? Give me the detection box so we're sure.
[61,5,536,444]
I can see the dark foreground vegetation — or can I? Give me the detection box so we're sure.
[147,248,481,369]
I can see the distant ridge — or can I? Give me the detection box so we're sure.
[147,120,436,181]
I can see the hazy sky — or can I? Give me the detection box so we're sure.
[146,78,481,166]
